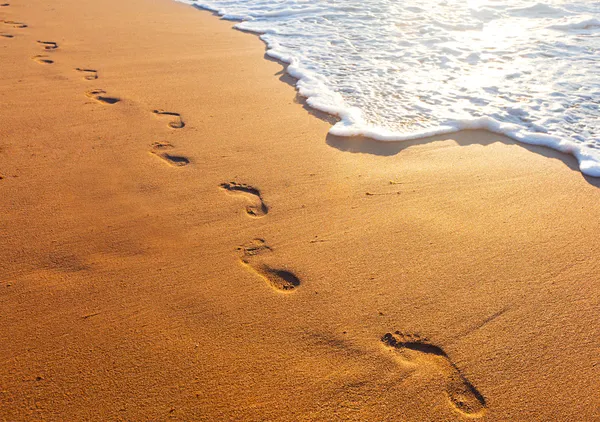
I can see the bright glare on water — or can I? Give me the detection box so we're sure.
[180,0,600,175]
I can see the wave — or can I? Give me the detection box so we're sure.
[181,0,600,177]
[549,17,600,31]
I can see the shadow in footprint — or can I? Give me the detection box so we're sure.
[37,40,58,50]
[85,89,120,105]
[1,33,13,38]
[75,67,98,80]
[0,3,9,6]
[153,109,185,129]
[220,182,268,217]
[1,20,26,28]
[150,142,189,167]
[237,239,300,292]
[382,332,487,417]
[32,55,53,65]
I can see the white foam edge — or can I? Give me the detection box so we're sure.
[182,0,600,178]
[330,117,600,177]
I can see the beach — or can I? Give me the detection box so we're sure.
[0,0,599,420]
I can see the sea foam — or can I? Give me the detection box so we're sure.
[179,0,600,177]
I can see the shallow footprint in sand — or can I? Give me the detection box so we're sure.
[152,109,185,129]
[85,89,120,105]
[220,182,268,218]
[237,239,300,293]
[0,33,13,38]
[0,3,9,6]
[1,20,26,28]
[150,141,190,167]
[31,55,53,65]
[382,331,486,417]
[37,40,58,50]
[75,67,98,80]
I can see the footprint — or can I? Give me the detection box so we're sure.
[382,332,486,417]
[152,109,185,129]
[75,67,98,80]
[237,239,300,293]
[37,40,58,50]
[150,142,189,167]
[31,55,53,65]
[0,3,9,6]
[1,20,26,28]
[0,33,13,38]
[85,89,120,105]
[220,182,268,217]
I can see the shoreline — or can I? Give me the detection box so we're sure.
[190,1,600,179]
[0,0,599,420]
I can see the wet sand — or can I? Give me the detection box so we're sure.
[0,0,599,420]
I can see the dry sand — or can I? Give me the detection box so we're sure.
[0,0,599,420]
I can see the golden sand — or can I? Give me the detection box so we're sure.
[0,0,599,420]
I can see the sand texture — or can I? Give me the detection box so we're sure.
[0,0,599,420]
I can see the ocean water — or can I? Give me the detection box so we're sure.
[179,0,600,176]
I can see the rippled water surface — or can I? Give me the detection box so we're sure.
[180,0,600,175]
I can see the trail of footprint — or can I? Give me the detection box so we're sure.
[85,89,120,105]
[382,332,487,417]
[150,142,189,167]
[1,20,26,28]
[37,40,58,50]
[153,109,185,129]
[237,239,300,293]
[220,182,268,218]
[31,55,53,65]
[75,67,98,80]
